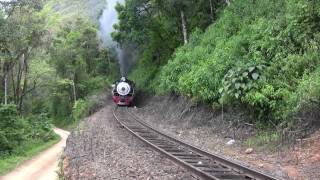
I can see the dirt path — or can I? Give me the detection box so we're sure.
[1,128,69,180]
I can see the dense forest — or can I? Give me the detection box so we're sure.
[113,0,320,129]
[0,0,118,171]
[1,0,320,175]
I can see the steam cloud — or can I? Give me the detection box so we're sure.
[98,0,136,77]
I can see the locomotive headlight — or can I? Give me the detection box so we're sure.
[116,82,131,96]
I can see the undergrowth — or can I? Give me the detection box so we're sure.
[244,131,280,152]
[0,134,60,175]
[130,0,320,129]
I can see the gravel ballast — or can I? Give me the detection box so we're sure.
[63,102,198,180]
[63,94,320,180]
[131,95,320,180]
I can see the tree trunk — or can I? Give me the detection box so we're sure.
[11,69,16,102]
[3,61,14,105]
[14,54,24,105]
[18,53,29,112]
[209,0,214,21]
[4,73,8,105]
[72,82,77,103]
[180,10,188,44]
[72,73,77,103]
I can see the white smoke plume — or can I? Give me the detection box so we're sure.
[98,0,135,77]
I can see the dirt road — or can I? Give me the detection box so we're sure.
[1,128,69,180]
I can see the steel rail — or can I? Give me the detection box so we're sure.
[113,106,279,180]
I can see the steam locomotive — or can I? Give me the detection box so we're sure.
[112,77,135,106]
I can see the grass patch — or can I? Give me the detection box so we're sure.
[0,134,61,175]
[244,131,280,152]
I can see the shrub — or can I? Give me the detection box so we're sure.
[137,0,320,126]
[127,0,320,124]
[285,67,320,119]
[0,105,28,153]
[221,63,266,99]
[0,105,57,154]
[72,99,89,121]
[27,114,56,142]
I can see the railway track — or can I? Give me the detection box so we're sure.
[113,107,279,180]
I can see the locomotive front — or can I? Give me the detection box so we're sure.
[112,77,134,106]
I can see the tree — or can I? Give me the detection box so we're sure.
[112,0,225,69]
[48,16,118,119]
[0,0,46,112]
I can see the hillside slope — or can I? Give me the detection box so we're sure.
[131,0,320,130]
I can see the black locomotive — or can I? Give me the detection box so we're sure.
[112,77,134,106]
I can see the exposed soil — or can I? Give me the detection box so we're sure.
[131,95,320,180]
[63,99,198,180]
[63,93,320,180]
[1,128,69,180]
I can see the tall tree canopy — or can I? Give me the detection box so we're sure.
[0,0,47,111]
[112,0,226,66]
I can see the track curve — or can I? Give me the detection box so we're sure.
[113,106,279,180]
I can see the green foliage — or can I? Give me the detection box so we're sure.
[23,58,57,114]
[0,0,116,169]
[133,0,320,126]
[115,0,226,87]
[221,64,266,99]
[26,114,56,142]
[72,99,89,121]
[242,85,291,122]
[42,0,105,27]
[284,67,320,118]
[129,54,160,91]
[48,10,119,123]
[50,79,74,121]
[84,76,108,94]
[0,105,27,153]
[0,1,60,170]
[0,105,55,154]
[296,68,320,107]
[0,135,60,175]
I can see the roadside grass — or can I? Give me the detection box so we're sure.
[0,134,61,175]
[244,131,280,152]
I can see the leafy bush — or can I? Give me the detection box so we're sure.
[0,105,28,153]
[0,105,56,154]
[50,84,73,121]
[26,114,56,142]
[133,0,320,126]
[71,93,107,122]
[285,67,320,119]
[221,64,266,99]
[242,85,291,122]
[72,99,89,121]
